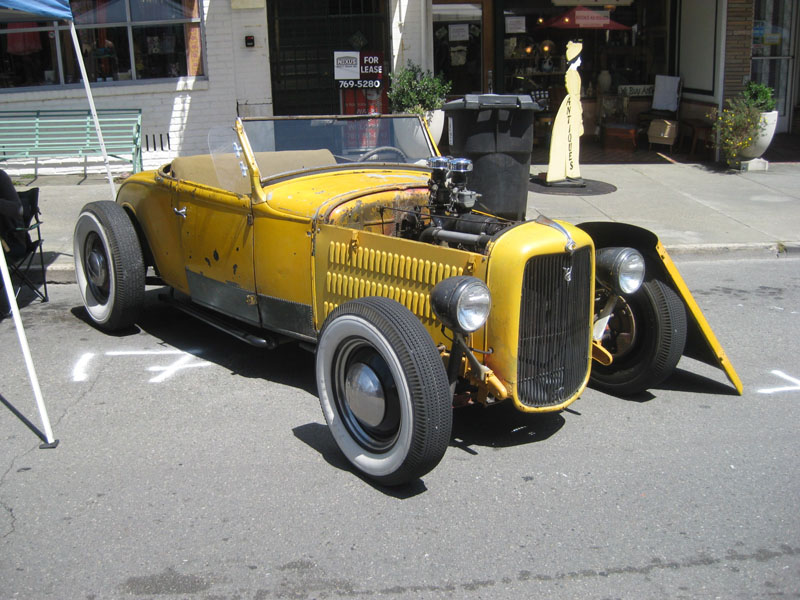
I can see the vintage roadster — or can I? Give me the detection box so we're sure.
[74,114,741,485]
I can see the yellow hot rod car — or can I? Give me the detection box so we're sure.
[74,115,741,485]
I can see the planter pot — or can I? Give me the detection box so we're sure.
[426,109,445,145]
[739,110,778,159]
[394,110,444,156]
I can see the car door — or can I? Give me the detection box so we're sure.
[173,180,259,326]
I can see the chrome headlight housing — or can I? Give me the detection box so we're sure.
[431,276,491,333]
[595,247,645,295]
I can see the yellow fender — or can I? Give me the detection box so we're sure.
[578,222,743,395]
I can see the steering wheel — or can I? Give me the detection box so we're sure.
[358,146,409,163]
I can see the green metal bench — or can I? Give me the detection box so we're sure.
[0,109,142,176]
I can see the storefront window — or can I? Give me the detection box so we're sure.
[130,0,199,22]
[0,22,59,88]
[132,23,201,79]
[72,0,127,24]
[433,3,483,96]
[752,0,794,117]
[61,26,132,83]
[499,0,671,98]
[0,0,204,89]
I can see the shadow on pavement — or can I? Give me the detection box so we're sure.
[451,402,565,453]
[71,287,318,395]
[292,422,429,499]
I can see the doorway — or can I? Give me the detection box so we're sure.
[267,0,389,115]
[751,0,797,133]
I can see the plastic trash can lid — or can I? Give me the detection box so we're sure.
[443,94,537,111]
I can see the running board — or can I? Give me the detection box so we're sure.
[159,293,284,349]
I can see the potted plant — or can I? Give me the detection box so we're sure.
[387,61,452,145]
[710,81,778,166]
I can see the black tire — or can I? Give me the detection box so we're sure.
[316,297,452,485]
[73,201,144,331]
[590,279,687,396]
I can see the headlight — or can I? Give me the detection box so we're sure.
[431,276,491,333]
[595,247,645,295]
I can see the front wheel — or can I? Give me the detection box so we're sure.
[73,201,144,331]
[316,297,452,485]
[590,279,687,396]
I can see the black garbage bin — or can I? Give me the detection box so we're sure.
[444,94,536,221]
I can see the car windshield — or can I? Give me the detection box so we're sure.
[240,115,436,174]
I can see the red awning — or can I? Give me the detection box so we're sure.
[540,6,630,30]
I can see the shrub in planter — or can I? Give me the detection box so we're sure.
[742,81,776,112]
[387,61,451,117]
[709,81,777,166]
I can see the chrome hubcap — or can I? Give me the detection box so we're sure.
[333,339,401,453]
[345,362,386,428]
[87,249,108,288]
[83,231,110,303]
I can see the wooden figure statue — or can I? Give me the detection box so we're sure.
[546,41,585,186]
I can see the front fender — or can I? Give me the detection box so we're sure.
[578,221,742,395]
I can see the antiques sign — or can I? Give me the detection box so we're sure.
[334,51,383,89]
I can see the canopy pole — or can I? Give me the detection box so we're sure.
[1,251,58,448]
[69,21,116,201]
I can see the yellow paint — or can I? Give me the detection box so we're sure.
[655,241,744,394]
[547,68,584,183]
[485,221,595,412]
[313,224,487,348]
[116,171,189,293]
[175,181,255,293]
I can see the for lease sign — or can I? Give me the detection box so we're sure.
[334,52,384,88]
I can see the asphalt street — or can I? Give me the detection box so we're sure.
[1,252,798,599]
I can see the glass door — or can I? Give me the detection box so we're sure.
[752,0,797,132]
[433,3,484,95]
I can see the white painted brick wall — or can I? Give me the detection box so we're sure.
[0,0,272,174]
[390,0,431,72]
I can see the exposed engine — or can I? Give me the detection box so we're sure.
[397,157,512,253]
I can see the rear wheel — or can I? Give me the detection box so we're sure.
[316,297,452,485]
[590,279,687,396]
[73,201,144,330]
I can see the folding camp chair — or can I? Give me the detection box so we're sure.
[1,188,48,307]
[637,75,682,131]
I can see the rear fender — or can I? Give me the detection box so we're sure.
[578,221,742,395]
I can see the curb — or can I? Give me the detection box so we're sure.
[665,241,800,257]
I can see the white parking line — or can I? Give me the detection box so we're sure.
[758,370,800,395]
[72,349,210,383]
[72,352,95,382]
[146,354,211,383]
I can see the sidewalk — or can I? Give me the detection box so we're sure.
[13,159,800,284]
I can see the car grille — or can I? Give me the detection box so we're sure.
[517,247,592,407]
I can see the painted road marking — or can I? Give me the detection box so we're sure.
[146,354,211,383]
[72,352,96,382]
[72,349,211,383]
[758,370,800,395]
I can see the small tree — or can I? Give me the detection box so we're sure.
[387,62,452,117]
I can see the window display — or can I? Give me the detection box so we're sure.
[0,0,204,89]
[500,0,671,98]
